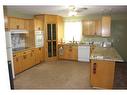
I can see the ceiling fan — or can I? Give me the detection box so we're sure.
[68,5,88,16]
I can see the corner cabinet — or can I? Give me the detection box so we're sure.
[90,60,115,89]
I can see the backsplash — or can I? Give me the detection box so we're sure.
[11,34,26,49]
[80,36,113,47]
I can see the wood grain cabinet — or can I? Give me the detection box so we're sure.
[90,60,115,89]
[83,20,96,36]
[60,45,78,61]
[22,51,31,71]
[34,18,43,31]
[13,53,23,74]
[9,17,25,30]
[34,48,44,65]
[102,16,111,37]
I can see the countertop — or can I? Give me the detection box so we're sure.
[13,47,35,54]
[90,47,123,62]
[58,43,90,46]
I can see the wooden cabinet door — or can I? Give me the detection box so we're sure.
[89,21,96,35]
[17,18,25,29]
[39,48,44,62]
[24,19,30,30]
[95,20,102,36]
[22,52,30,71]
[72,46,78,60]
[34,18,42,31]
[9,17,17,29]
[9,17,25,30]
[83,21,89,35]
[83,20,96,36]
[57,16,64,43]
[102,16,111,37]
[63,45,70,60]
[90,60,115,89]
[4,16,8,29]
[34,48,40,64]
[13,54,23,75]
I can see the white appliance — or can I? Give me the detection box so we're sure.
[6,32,15,79]
[35,31,44,48]
[78,45,90,62]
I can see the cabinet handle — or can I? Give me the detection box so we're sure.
[31,53,33,56]
[93,63,97,74]
[17,25,19,29]
[13,55,16,57]
[16,58,18,62]
[38,27,40,30]
[69,48,72,52]
[23,55,26,59]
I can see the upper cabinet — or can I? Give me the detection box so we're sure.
[83,20,96,36]
[102,16,111,37]
[4,16,8,30]
[8,17,25,30]
[34,16,44,31]
[8,17,34,31]
[82,16,111,37]
[57,16,64,43]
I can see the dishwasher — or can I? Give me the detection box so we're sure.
[78,45,90,62]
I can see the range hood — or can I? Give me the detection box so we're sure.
[10,30,28,34]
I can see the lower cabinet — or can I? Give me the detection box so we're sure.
[90,60,115,89]
[35,47,44,65]
[22,51,31,71]
[58,45,78,61]
[13,48,44,75]
[13,53,23,74]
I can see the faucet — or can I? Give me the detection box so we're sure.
[73,36,75,43]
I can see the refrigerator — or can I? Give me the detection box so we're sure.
[5,32,15,89]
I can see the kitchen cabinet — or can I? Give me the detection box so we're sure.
[34,16,43,31]
[22,51,31,71]
[102,16,111,37]
[34,47,44,65]
[13,53,23,74]
[83,20,96,36]
[57,16,64,43]
[95,20,102,36]
[90,60,115,89]
[4,16,8,30]
[25,19,35,48]
[24,19,31,30]
[59,45,78,61]
[8,17,25,30]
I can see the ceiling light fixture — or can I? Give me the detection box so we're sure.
[68,5,77,16]
[68,11,77,16]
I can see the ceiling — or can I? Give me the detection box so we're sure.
[6,5,127,17]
